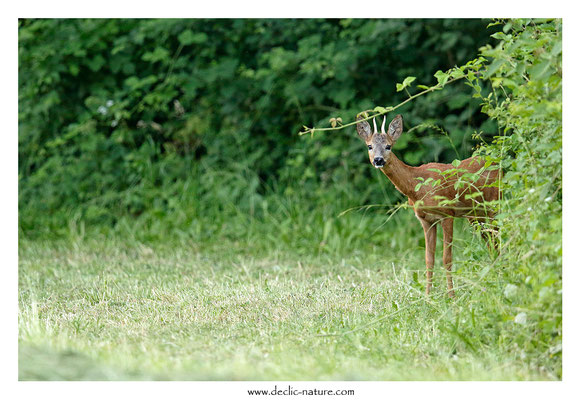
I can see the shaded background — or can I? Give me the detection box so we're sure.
[19,19,500,241]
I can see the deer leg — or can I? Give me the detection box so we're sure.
[483,214,500,254]
[482,225,499,254]
[470,216,499,254]
[441,217,455,298]
[419,217,437,295]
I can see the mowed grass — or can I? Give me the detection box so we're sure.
[18,219,557,381]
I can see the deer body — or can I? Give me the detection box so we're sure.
[356,114,499,297]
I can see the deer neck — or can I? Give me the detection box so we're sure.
[380,153,425,201]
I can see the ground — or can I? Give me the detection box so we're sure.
[18,228,557,380]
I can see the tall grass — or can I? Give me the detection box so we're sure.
[19,180,560,380]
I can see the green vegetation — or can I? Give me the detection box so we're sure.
[19,228,555,380]
[18,19,561,380]
[18,19,497,236]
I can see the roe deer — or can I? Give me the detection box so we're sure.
[356,114,499,297]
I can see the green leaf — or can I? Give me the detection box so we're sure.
[491,32,510,41]
[487,21,503,28]
[483,58,506,79]
[450,69,465,79]
[178,30,208,45]
[87,55,105,72]
[550,41,562,57]
[529,60,553,81]
[452,159,461,167]
[434,70,450,86]
[142,47,170,63]
[69,64,80,76]
[396,76,416,92]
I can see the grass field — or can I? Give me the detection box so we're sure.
[18,211,560,381]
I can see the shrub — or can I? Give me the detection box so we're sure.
[18,19,499,237]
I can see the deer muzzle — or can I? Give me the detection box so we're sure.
[373,157,385,168]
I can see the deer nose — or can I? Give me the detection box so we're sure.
[373,157,385,167]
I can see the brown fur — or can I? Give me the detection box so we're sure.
[357,114,500,297]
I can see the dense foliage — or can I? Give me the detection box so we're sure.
[19,19,498,236]
[471,19,562,373]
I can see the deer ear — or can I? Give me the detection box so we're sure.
[356,115,372,142]
[388,114,403,142]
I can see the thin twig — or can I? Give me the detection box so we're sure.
[299,74,468,136]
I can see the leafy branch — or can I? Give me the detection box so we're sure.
[298,68,476,137]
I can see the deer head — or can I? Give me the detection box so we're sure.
[356,114,404,168]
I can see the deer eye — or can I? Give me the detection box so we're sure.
[385,145,392,150]
[367,145,372,151]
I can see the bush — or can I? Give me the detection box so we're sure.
[18,19,499,237]
[474,18,562,374]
